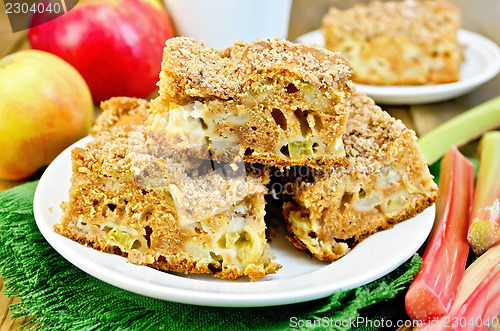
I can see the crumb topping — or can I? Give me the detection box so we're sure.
[322,0,461,44]
[341,92,411,175]
[91,97,150,136]
[160,37,353,99]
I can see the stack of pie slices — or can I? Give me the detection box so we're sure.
[56,37,438,281]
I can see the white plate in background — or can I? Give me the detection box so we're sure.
[34,136,435,307]
[296,29,500,105]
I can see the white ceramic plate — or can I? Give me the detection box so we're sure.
[34,136,435,307]
[296,29,500,105]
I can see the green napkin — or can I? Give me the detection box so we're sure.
[0,181,421,331]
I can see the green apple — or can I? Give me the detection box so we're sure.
[0,50,93,180]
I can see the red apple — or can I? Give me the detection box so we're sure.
[28,0,174,103]
[0,50,93,180]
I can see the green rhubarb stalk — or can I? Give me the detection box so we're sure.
[468,131,500,255]
[416,243,500,331]
[418,96,500,165]
[405,146,474,322]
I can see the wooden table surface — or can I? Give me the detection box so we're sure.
[1,0,499,329]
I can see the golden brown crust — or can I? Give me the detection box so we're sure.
[322,0,462,85]
[283,92,439,260]
[150,37,355,168]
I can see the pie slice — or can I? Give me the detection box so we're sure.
[282,92,439,261]
[322,0,462,85]
[90,97,150,135]
[55,98,280,281]
[148,37,355,168]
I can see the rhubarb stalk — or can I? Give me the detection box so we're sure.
[405,146,474,322]
[418,96,500,165]
[468,131,500,255]
[450,264,500,331]
[417,243,500,331]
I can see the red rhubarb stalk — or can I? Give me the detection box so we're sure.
[417,243,500,331]
[468,131,500,255]
[405,146,474,322]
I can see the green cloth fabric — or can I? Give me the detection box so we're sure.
[0,181,421,331]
